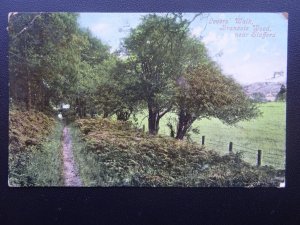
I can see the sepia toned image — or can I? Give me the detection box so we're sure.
[8,12,287,187]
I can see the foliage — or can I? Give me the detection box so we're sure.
[251,92,266,102]
[90,57,141,119]
[9,13,81,111]
[276,84,287,101]
[9,112,63,186]
[9,12,258,135]
[68,30,111,118]
[72,117,281,187]
[8,13,285,187]
[134,102,286,169]
[9,109,55,153]
[8,13,116,118]
[174,63,261,139]
[123,14,200,134]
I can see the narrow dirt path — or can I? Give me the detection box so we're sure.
[62,126,82,186]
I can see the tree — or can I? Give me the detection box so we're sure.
[109,59,142,121]
[70,30,111,118]
[123,14,205,134]
[251,92,266,102]
[86,56,141,120]
[276,84,286,101]
[9,13,81,112]
[9,12,141,124]
[174,62,260,140]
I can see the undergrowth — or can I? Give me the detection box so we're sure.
[9,109,55,153]
[9,110,64,186]
[73,118,282,187]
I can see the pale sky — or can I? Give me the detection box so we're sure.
[78,13,288,85]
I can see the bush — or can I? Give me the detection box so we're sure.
[9,110,63,186]
[73,118,282,187]
[9,109,55,153]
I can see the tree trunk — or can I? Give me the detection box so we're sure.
[26,67,32,110]
[83,105,87,117]
[116,110,130,121]
[76,97,86,118]
[175,110,193,140]
[9,71,16,105]
[148,106,160,135]
[103,111,109,118]
[25,40,32,110]
[90,108,95,118]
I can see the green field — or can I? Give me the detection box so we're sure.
[134,102,286,169]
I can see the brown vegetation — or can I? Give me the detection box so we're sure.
[75,118,281,187]
[9,110,55,153]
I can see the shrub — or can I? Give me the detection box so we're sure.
[73,118,282,187]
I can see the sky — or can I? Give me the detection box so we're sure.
[78,13,288,85]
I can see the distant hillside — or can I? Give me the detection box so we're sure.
[243,82,286,102]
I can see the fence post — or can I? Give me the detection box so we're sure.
[257,150,262,167]
[229,142,233,153]
[202,136,205,145]
[142,125,145,133]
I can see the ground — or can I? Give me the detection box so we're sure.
[8,102,285,187]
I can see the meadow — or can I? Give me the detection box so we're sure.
[134,102,286,169]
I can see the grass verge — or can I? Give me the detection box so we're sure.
[9,121,64,186]
[69,124,103,186]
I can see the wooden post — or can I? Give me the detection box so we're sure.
[257,150,262,167]
[202,136,205,145]
[142,125,145,133]
[229,142,233,153]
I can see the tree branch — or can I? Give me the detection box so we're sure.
[11,13,43,41]
[188,13,203,25]
[159,105,172,118]
[8,51,35,65]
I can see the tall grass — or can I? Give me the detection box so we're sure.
[133,102,286,169]
[9,121,64,186]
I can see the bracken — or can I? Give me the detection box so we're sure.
[74,117,282,187]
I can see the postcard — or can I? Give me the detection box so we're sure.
[8,12,287,187]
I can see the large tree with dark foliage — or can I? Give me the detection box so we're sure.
[123,14,205,134]
[9,13,113,118]
[9,13,81,111]
[174,62,260,139]
[276,84,287,101]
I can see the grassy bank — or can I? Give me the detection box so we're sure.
[134,102,286,169]
[9,110,64,186]
[72,118,282,187]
